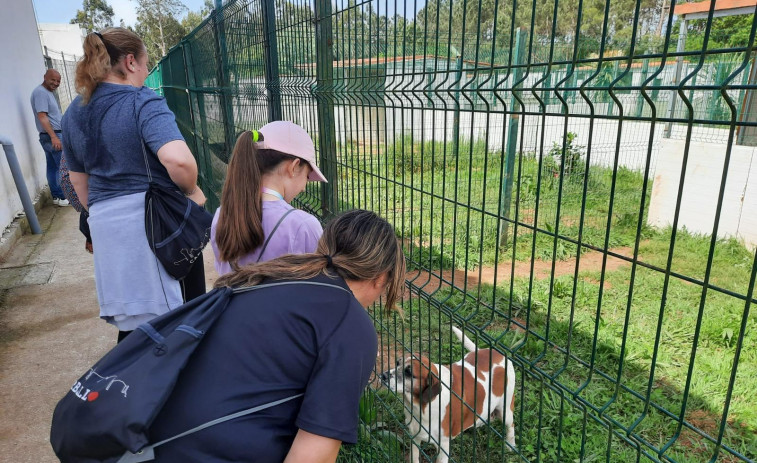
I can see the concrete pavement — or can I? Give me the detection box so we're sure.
[0,204,217,462]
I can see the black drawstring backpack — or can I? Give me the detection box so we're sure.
[50,287,234,462]
[136,97,212,281]
[144,181,212,280]
[50,281,348,463]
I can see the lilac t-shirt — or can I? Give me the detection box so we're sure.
[210,200,323,275]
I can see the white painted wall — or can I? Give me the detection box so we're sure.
[648,139,757,249]
[38,23,85,57]
[0,0,49,233]
[329,104,733,178]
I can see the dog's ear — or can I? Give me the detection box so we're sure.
[420,371,442,404]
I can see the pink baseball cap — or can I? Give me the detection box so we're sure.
[257,121,327,183]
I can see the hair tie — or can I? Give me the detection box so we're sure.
[323,254,333,268]
[93,31,111,56]
[250,130,260,142]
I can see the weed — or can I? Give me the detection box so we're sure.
[547,132,587,182]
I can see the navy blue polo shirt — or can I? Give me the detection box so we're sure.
[149,273,378,462]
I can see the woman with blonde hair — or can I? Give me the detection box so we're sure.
[61,28,207,342]
[148,209,405,462]
[211,121,327,275]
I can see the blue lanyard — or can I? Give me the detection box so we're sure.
[261,187,284,201]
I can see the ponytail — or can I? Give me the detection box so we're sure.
[216,131,264,268]
[215,130,301,269]
[75,27,145,104]
[215,210,406,312]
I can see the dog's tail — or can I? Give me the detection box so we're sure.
[452,326,477,352]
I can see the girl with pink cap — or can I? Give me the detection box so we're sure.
[211,121,328,275]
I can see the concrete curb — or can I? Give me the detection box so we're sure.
[0,188,52,263]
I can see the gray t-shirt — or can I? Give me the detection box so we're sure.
[30,84,62,133]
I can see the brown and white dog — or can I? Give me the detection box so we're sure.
[380,327,516,463]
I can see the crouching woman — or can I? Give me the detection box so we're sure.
[148,209,405,462]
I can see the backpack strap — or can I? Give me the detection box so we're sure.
[117,394,303,463]
[255,207,298,263]
[232,280,350,295]
[117,281,350,463]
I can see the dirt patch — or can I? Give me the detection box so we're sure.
[406,247,632,295]
[484,316,528,334]
[583,276,613,290]
[676,410,744,462]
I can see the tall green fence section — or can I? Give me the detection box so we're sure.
[149,1,757,461]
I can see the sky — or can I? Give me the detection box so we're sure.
[32,0,209,28]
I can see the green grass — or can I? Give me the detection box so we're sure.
[347,228,757,462]
[352,251,756,461]
[333,135,756,462]
[336,134,654,270]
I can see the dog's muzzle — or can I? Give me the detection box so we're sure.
[379,371,391,384]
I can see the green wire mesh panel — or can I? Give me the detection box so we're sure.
[145,62,163,96]
[148,0,757,461]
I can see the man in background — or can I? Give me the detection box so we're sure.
[31,69,69,206]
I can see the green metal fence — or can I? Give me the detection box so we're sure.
[149,1,757,461]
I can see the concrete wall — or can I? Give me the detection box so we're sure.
[648,139,757,249]
[1,0,49,234]
[327,104,734,178]
[38,23,84,57]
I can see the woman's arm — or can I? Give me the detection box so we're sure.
[156,140,206,206]
[283,429,341,463]
[69,171,89,210]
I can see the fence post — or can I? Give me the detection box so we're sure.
[665,17,687,138]
[262,0,282,122]
[737,54,757,146]
[708,62,721,120]
[608,60,619,116]
[636,58,649,118]
[570,67,579,104]
[500,27,526,247]
[213,0,236,154]
[60,51,73,107]
[43,46,52,68]
[452,55,463,157]
[182,41,214,211]
[315,0,338,218]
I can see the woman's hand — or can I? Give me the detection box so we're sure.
[186,186,207,207]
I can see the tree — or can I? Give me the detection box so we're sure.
[414,0,665,63]
[181,10,205,33]
[136,17,186,67]
[135,0,189,60]
[683,14,755,51]
[181,0,214,32]
[70,0,115,34]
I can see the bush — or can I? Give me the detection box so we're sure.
[547,132,586,182]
